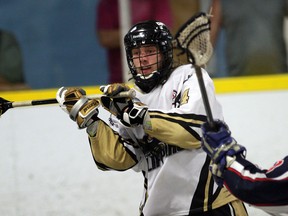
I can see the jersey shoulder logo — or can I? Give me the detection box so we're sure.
[180,88,190,106]
[267,159,284,173]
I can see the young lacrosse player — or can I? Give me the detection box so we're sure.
[56,20,248,215]
[201,120,288,215]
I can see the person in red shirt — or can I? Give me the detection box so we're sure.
[96,0,172,83]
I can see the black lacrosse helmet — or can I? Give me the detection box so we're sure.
[124,20,173,93]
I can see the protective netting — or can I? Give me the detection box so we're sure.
[175,12,213,66]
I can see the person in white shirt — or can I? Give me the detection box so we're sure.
[56,20,247,216]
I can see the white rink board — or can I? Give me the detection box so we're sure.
[1,90,288,216]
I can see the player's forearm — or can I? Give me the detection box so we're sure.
[89,120,137,171]
[223,155,288,205]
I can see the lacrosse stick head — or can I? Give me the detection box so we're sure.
[0,97,12,116]
[175,12,213,66]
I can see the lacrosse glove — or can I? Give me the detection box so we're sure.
[101,96,149,127]
[100,84,149,127]
[56,87,100,129]
[100,83,133,117]
[100,83,130,97]
[201,120,246,186]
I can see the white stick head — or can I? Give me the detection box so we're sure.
[175,12,213,66]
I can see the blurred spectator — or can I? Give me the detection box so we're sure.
[210,0,288,77]
[169,0,200,65]
[0,29,29,91]
[169,0,200,35]
[96,0,172,83]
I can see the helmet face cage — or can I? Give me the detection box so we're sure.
[130,45,162,78]
[124,20,173,93]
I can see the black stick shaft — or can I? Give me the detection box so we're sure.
[195,66,216,129]
[12,98,58,108]
[0,89,136,116]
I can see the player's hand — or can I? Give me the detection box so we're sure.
[56,87,100,129]
[121,101,149,127]
[101,96,149,127]
[201,120,246,162]
[100,94,133,118]
[201,120,246,185]
[56,87,86,114]
[201,120,233,161]
[100,83,133,117]
[100,83,130,97]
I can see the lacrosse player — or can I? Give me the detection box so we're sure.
[57,20,247,215]
[201,120,288,215]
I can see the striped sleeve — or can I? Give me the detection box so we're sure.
[223,155,288,206]
[144,111,207,149]
[88,120,138,171]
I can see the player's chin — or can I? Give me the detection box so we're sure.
[137,69,153,76]
[136,72,154,80]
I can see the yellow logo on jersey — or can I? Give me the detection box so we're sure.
[180,89,189,105]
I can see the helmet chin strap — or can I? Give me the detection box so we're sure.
[136,71,159,80]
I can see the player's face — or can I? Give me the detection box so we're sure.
[131,45,162,78]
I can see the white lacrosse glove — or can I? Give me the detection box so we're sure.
[56,87,100,129]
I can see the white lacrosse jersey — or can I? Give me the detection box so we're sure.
[89,64,241,215]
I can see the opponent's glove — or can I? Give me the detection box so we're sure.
[201,120,246,186]
[56,87,100,129]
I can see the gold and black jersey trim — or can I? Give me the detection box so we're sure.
[187,155,240,214]
[189,155,215,213]
[88,120,138,171]
[145,111,207,149]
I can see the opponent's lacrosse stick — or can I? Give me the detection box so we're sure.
[175,12,215,129]
[0,89,136,117]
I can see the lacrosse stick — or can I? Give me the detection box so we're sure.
[0,88,136,117]
[175,12,215,129]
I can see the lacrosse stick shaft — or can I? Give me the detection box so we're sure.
[12,98,58,108]
[11,89,135,108]
[195,66,215,129]
[1,89,136,115]
[175,12,216,129]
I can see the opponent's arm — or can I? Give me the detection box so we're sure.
[201,120,246,186]
[223,155,288,206]
[202,119,288,205]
